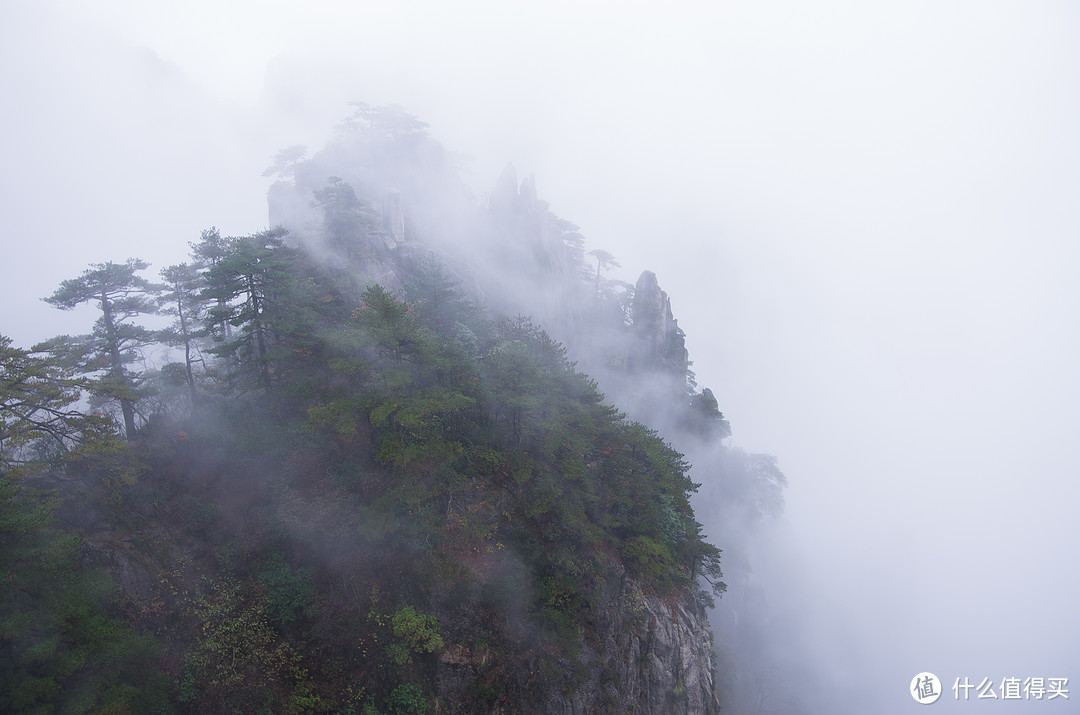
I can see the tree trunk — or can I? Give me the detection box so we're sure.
[248,275,272,391]
[102,290,137,439]
[178,291,198,411]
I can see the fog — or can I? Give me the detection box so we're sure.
[3,1,1079,712]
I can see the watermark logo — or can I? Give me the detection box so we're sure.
[912,672,942,704]
[909,673,1070,704]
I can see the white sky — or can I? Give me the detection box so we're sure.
[2,2,1078,711]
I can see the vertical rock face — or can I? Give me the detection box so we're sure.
[557,575,720,715]
[484,165,583,330]
[381,190,406,245]
[434,563,720,714]
[632,270,689,379]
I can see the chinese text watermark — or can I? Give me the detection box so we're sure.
[911,674,1069,704]
[953,676,1069,701]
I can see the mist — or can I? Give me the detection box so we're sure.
[3,1,1079,712]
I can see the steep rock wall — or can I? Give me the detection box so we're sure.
[435,562,720,714]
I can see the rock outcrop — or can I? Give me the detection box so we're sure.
[551,573,720,714]
[484,164,585,330]
[631,270,689,380]
[434,565,720,714]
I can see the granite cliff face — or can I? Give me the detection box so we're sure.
[432,566,719,714]
[562,568,719,714]
[631,270,690,379]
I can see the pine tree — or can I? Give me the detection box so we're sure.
[43,259,159,439]
[158,262,206,410]
[0,335,99,474]
[201,228,307,392]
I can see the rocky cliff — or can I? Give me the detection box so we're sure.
[555,568,719,714]
[432,561,719,714]
[7,103,771,715]
[258,106,724,713]
[631,270,690,380]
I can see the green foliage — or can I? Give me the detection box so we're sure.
[1,334,148,490]
[313,176,368,258]
[385,683,428,714]
[305,399,362,441]
[0,334,99,476]
[158,261,206,411]
[367,594,444,668]
[687,387,731,440]
[371,387,473,471]
[55,416,149,504]
[259,554,317,624]
[352,284,432,366]
[10,155,739,709]
[619,536,678,592]
[402,257,483,337]
[200,226,327,395]
[0,479,169,713]
[181,577,310,712]
[390,605,444,656]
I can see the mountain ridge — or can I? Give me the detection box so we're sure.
[0,103,790,714]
